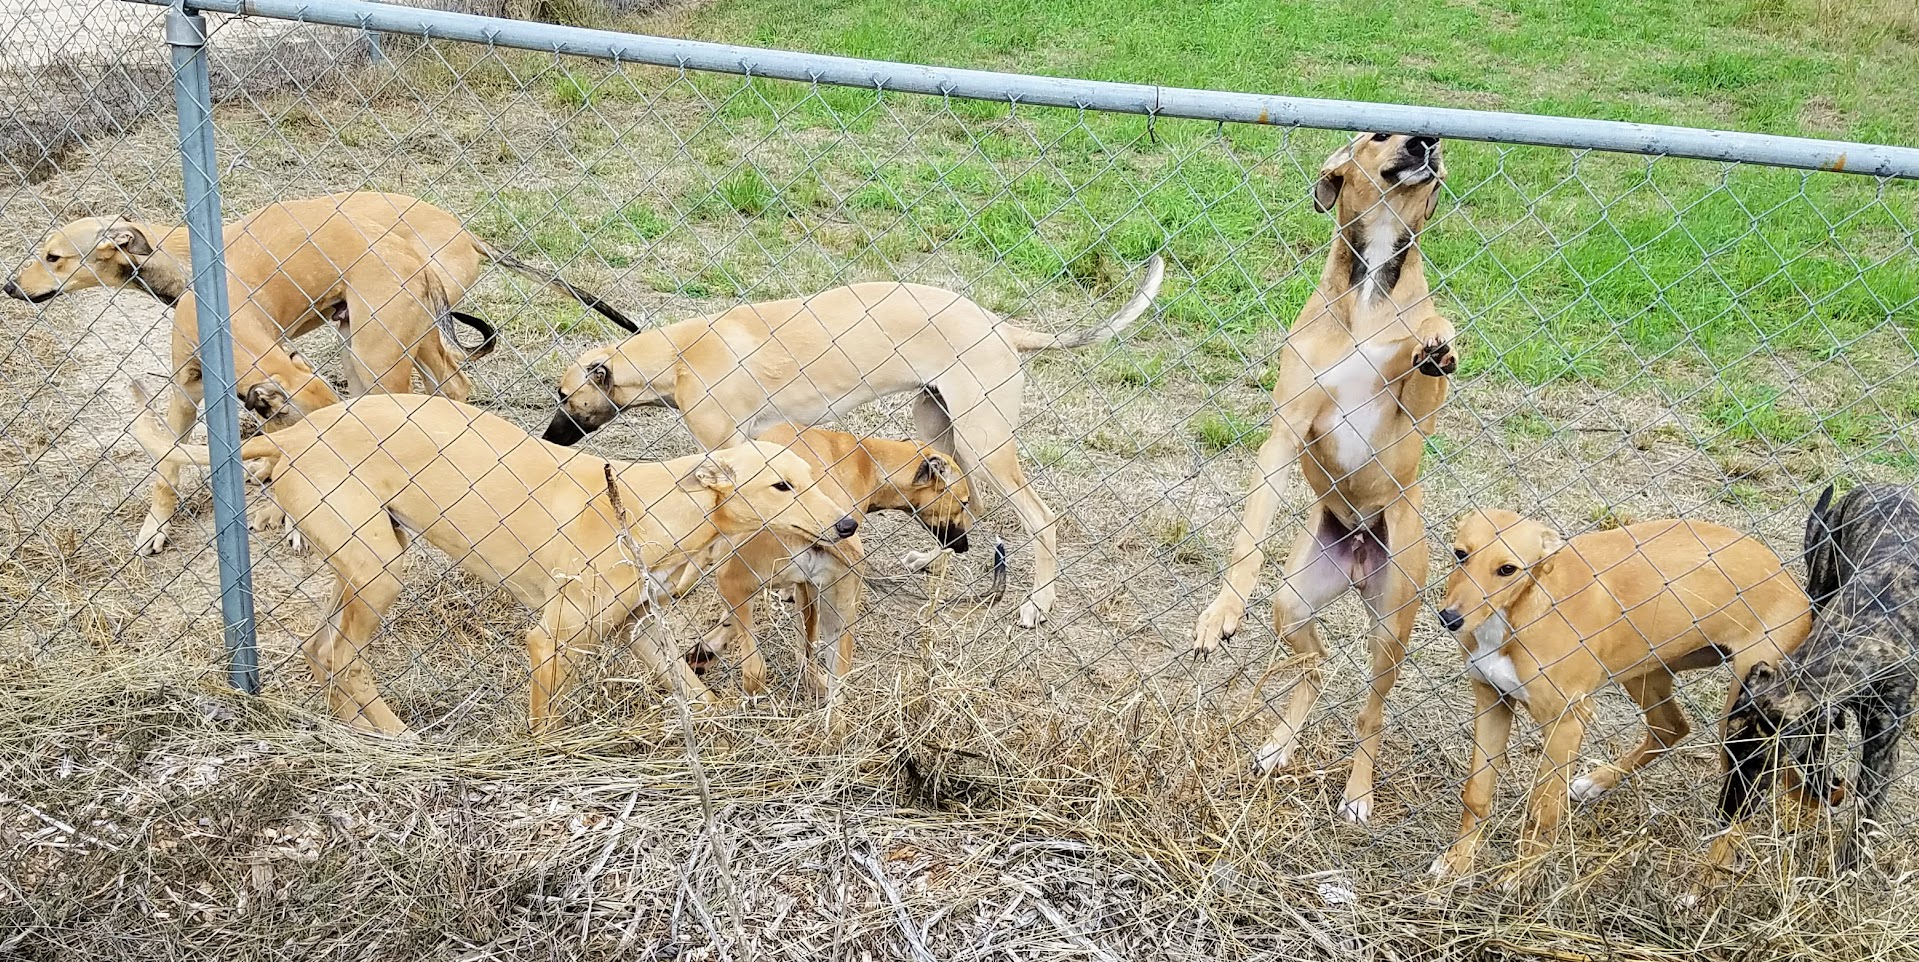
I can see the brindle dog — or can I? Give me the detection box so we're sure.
[1713,483,1919,876]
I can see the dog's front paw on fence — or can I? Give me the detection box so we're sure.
[1192,595,1244,654]
[133,517,170,557]
[1413,337,1457,377]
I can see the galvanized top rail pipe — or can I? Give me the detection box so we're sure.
[124,0,1919,179]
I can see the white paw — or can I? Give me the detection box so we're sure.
[899,548,942,572]
[1251,742,1292,776]
[1017,599,1045,629]
[1673,891,1705,913]
[1427,854,1452,878]
[134,518,169,557]
[1339,795,1372,824]
[1569,774,1608,803]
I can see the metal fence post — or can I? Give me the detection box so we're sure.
[166,1,260,695]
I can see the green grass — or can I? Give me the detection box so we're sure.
[1189,409,1267,454]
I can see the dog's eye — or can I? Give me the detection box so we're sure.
[771,481,794,492]
[1495,563,1519,577]
[1371,132,1393,142]
[1453,548,1468,562]
[44,252,59,263]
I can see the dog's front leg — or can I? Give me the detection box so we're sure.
[1431,681,1512,881]
[1504,700,1587,887]
[135,383,201,556]
[1192,411,1308,654]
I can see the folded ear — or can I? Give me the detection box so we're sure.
[99,221,154,258]
[913,453,956,486]
[1533,528,1566,574]
[587,360,612,390]
[242,381,301,427]
[680,455,736,492]
[1421,176,1444,222]
[1312,171,1344,214]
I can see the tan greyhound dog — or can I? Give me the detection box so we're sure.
[684,423,978,702]
[7,192,635,555]
[544,255,1164,629]
[1430,509,1811,885]
[129,387,853,735]
[1190,133,1456,823]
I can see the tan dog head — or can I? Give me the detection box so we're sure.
[546,336,678,446]
[881,443,973,553]
[697,440,858,546]
[1436,509,1564,636]
[5,217,162,303]
[237,355,342,431]
[1313,132,1447,233]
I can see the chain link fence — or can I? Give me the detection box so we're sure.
[3,0,1918,957]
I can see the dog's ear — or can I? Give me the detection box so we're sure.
[1533,528,1566,575]
[1742,661,1779,698]
[587,360,612,391]
[242,381,301,427]
[681,455,736,493]
[913,453,956,487]
[1421,175,1444,223]
[1312,170,1344,214]
[98,221,154,259]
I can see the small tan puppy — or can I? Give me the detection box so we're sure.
[543,255,1165,629]
[130,388,852,736]
[1430,509,1812,884]
[1190,133,1456,823]
[7,192,634,555]
[685,423,976,702]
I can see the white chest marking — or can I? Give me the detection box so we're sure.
[1318,344,1396,474]
[1466,614,1527,701]
[1358,224,1401,301]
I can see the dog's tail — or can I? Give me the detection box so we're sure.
[421,270,500,362]
[1000,253,1164,352]
[1802,482,1843,608]
[472,237,640,333]
[127,381,285,480]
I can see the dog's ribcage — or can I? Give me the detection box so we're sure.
[1312,341,1402,482]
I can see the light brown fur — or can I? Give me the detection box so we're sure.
[128,387,853,735]
[1190,133,1456,822]
[544,255,1164,629]
[8,192,630,556]
[1430,509,1812,884]
[684,424,971,702]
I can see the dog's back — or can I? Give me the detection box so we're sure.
[1795,484,1919,695]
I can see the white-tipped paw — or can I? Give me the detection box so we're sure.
[134,517,170,557]
[900,548,943,572]
[1339,795,1373,824]
[1251,741,1292,777]
[1569,772,1612,803]
[1017,598,1046,630]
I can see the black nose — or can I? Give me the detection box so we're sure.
[834,516,859,539]
[2,279,23,300]
[1437,608,1464,632]
[1409,134,1438,153]
[541,411,587,447]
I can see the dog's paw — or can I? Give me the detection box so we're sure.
[1017,598,1047,630]
[1192,595,1244,654]
[1338,794,1373,825]
[133,517,170,557]
[899,548,943,572]
[1413,336,1457,377]
[1428,845,1478,881]
[1250,741,1293,776]
[1569,772,1612,803]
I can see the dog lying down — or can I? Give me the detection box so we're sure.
[129,382,855,735]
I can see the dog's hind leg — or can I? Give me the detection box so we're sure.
[1841,706,1901,869]
[135,377,202,556]
[1341,502,1428,823]
[300,526,409,734]
[1571,671,1689,803]
[1251,510,1357,778]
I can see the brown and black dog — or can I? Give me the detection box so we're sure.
[6,192,634,555]
[682,424,983,703]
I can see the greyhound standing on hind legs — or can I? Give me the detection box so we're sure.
[1191,132,1458,824]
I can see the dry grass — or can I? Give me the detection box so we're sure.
[0,31,1916,959]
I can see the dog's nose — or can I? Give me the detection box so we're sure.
[833,516,859,540]
[942,528,970,553]
[1437,607,1465,632]
[2,279,24,300]
[1409,134,1438,154]
[541,411,588,446]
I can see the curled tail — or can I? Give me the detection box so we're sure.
[127,381,285,480]
[1001,253,1165,352]
[473,238,640,333]
[420,270,499,361]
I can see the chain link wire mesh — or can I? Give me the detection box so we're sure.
[3,0,1918,957]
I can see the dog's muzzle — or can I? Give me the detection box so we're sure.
[541,410,589,446]
[2,279,52,303]
[1388,136,1442,185]
[1437,607,1465,632]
